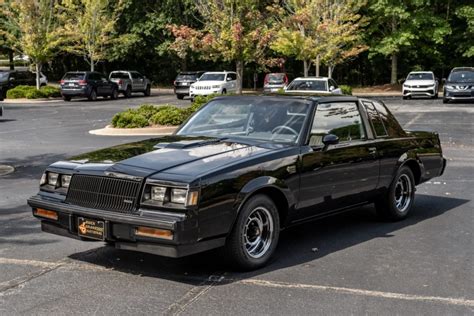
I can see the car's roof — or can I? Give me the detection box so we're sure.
[179,71,205,74]
[408,71,434,74]
[451,67,474,72]
[210,94,358,104]
[292,77,330,81]
[202,71,236,74]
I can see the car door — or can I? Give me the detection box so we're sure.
[131,72,144,91]
[329,79,342,94]
[226,73,237,92]
[99,74,112,95]
[297,101,380,220]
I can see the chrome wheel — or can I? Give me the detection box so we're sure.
[394,174,412,213]
[242,206,274,259]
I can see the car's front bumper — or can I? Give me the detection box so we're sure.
[444,90,474,101]
[403,87,436,97]
[189,89,221,97]
[27,194,225,258]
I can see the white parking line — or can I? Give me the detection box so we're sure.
[404,113,423,128]
[238,279,474,308]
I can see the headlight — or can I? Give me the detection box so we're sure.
[445,85,456,90]
[171,188,187,204]
[61,175,71,188]
[48,172,59,186]
[40,173,47,185]
[151,186,166,202]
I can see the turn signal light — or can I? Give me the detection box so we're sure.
[34,208,58,220]
[135,226,173,240]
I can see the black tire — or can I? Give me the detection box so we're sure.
[402,96,408,100]
[177,94,184,100]
[144,85,151,96]
[222,89,227,94]
[63,96,71,101]
[111,88,118,100]
[443,98,448,104]
[124,86,132,98]
[88,89,97,101]
[375,166,415,221]
[224,194,280,270]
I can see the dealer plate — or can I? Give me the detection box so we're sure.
[78,217,105,240]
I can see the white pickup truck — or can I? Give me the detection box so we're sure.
[109,71,151,98]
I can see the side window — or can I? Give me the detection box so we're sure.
[131,72,141,79]
[227,73,237,81]
[329,79,338,88]
[363,101,388,137]
[88,73,99,80]
[310,102,366,146]
[372,101,406,137]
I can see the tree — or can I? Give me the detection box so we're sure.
[368,0,451,84]
[318,0,367,78]
[0,0,64,89]
[59,0,126,72]
[169,0,275,94]
[456,5,474,57]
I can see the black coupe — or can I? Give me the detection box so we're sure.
[28,95,446,270]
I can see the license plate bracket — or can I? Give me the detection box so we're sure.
[77,217,105,240]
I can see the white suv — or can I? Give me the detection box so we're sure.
[285,77,343,94]
[402,71,438,99]
[189,71,237,98]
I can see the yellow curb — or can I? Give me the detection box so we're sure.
[89,125,177,136]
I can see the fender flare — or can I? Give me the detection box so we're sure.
[393,151,424,184]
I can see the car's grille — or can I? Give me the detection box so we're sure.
[194,86,212,90]
[66,175,142,214]
[406,84,432,88]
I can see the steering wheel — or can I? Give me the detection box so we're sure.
[271,125,299,137]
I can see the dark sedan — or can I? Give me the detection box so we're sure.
[174,71,205,99]
[60,71,118,101]
[28,95,446,270]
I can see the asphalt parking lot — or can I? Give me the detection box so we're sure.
[0,92,473,315]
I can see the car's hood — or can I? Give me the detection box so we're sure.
[405,80,435,85]
[192,81,223,86]
[445,80,474,85]
[50,135,277,181]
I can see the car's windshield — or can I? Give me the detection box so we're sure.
[199,73,225,81]
[267,73,285,83]
[407,73,433,80]
[177,74,199,81]
[110,72,129,79]
[0,72,8,80]
[287,80,327,91]
[63,73,85,80]
[177,98,311,144]
[448,70,474,82]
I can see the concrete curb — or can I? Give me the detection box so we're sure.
[89,125,177,136]
[2,98,63,104]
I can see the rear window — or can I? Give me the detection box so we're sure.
[364,101,405,138]
[110,72,130,79]
[176,74,199,81]
[287,80,327,91]
[266,73,286,83]
[63,73,85,80]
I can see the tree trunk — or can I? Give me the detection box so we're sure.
[236,59,244,94]
[391,53,397,84]
[315,55,320,77]
[35,63,41,90]
[328,65,334,78]
[90,55,95,72]
[8,50,14,70]
[303,60,309,77]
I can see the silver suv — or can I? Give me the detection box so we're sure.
[109,71,151,97]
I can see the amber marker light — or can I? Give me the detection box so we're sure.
[135,226,173,240]
[34,208,58,220]
[187,191,199,206]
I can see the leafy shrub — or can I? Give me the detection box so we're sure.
[111,110,149,128]
[25,89,47,99]
[40,86,61,98]
[339,85,352,95]
[150,107,187,126]
[135,104,160,120]
[6,85,61,99]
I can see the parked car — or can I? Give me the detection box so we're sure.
[285,77,343,94]
[263,72,289,92]
[174,71,206,99]
[443,67,474,103]
[28,94,446,270]
[60,71,119,101]
[402,71,438,99]
[189,71,237,99]
[0,70,39,96]
[109,70,151,98]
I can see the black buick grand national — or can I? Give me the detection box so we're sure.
[28,95,446,270]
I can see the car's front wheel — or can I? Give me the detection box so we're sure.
[88,89,97,101]
[177,94,184,100]
[375,166,415,221]
[224,194,280,270]
[111,88,118,100]
[124,86,132,98]
[144,85,151,96]
[443,98,449,104]
[63,95,71,101]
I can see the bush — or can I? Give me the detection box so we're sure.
[6,85,61,99]
[111,110,149,128]
[339,85,352,95]
[25,89,47,99]
[150,107,187,126]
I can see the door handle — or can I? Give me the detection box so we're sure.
[368,147,377,154]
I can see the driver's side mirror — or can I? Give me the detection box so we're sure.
[9,77,15,82]
[329,85,335,91]
[322,134,339,146]
[226,77,232,81]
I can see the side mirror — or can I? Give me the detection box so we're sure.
[329,85,335,91]
[9,77,15,82]
[322,134,339,146]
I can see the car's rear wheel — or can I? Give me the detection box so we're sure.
[224,194,280,270]
[110,88,118,100]
[63,96,71,102]
[375,166,415,221]
[88,89,97,101]
[144,85,151,96]
[177,94,184,100]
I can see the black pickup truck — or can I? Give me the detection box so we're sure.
[28,95,446,270]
